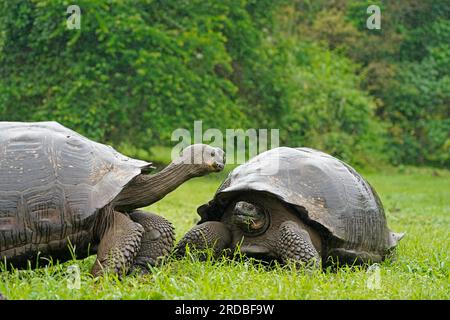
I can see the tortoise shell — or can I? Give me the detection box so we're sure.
[0,122,152,263]
[198,147,394,253]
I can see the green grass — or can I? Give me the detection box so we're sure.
[1,168,449,299]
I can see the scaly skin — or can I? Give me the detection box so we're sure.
[175,221,231,259]
[276,221,321,268]
[91,212,144,277]
[128,210,175,273]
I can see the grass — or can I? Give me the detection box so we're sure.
[0,167,449,300]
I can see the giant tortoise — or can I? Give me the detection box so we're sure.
[176,147,404,267]
[0,122,225,275]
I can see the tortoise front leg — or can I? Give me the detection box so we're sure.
[175,221,231,259]
[91,211,144,276]
[127,210,175,273]
[276,221,321,268]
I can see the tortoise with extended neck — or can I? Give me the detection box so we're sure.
[176,147,404,268]
[0,122,225,275]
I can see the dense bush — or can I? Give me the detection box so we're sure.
[291,0,449,166]
[0,0,248,146]
[0,0,447,167]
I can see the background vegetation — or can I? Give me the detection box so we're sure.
[0,0,448,168]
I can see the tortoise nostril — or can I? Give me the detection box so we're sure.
[216,163,224,170]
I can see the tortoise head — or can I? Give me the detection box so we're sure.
[177,144,225,176]
[232,201,270,236]
[224,199,274,259]
[223,195,321,263]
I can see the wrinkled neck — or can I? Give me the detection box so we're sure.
[115,161,199,211]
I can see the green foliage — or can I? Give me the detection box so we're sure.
[265,40,385,166]
[0,0,244,147]
[385,32,450,165]
[384,16,450,166]
[0,0,448,167]
[289,0,449,167]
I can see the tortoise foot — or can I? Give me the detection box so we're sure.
[175,221,231,259]
[276,221,321,268]
[91,211,144,277]
[127,210,175,273]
